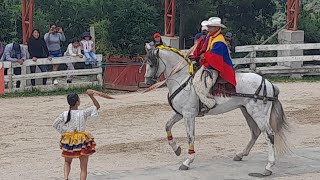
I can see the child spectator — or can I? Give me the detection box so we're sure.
[64,38,83,83]
[53,90,100,180]
[81,32,97,67]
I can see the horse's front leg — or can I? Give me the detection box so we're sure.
[165,114,183,156]
[179,114,196,170]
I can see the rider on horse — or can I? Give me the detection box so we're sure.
[193,17,237,112]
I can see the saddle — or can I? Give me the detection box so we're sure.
[198,77,236,117]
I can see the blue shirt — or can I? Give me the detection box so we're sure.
[194,33,202,41]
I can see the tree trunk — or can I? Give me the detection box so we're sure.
[179,0,186,49]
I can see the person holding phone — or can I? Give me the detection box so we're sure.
[44,23,66,85]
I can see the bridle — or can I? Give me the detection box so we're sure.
[145,47,167,81]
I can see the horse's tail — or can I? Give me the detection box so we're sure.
[269,85,290,154]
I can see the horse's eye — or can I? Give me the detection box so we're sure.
[150,64,154,68]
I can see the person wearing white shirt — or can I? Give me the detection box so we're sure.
[64,38,83,83]
[53,90,100,180]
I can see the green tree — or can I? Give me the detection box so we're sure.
[1,0,319,56]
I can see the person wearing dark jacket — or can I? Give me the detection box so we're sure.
[149,33,166,47]
[28,29,51,86]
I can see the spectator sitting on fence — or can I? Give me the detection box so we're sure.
[44,23,66,85]
[64,38,84,83]
[0,38,5,59]
[225,32,235,54]
[0,42,27,88]
[81,32,97,68]
[28,29,51,86]
[149,33,166,47]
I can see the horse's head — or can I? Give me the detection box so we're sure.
[144,43,166,85]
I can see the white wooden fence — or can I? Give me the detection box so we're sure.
[233,43,320,76]
[2,55,103,93]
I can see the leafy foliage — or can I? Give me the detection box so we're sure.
[0,0,319,56]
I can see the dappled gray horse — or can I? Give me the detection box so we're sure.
[144,44,289,177]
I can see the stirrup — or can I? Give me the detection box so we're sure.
[197,104,211,117]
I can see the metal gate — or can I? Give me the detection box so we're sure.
[104,56,164,91]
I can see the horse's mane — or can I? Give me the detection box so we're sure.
[157,45,186,59]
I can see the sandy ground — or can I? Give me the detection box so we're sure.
[0,82,320,179]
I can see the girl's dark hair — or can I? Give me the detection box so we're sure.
[31,29,40,39]
[70,38,80,44]
[65,93,79,124]
[49,23,56,27]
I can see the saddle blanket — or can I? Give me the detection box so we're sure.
[211,82,236,97]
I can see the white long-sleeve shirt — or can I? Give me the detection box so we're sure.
[53,106,98,134]
[81,40,94,53]
[64,43,82,56]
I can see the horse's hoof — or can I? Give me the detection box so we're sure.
[179,164,189,171]
[233,154,242,161]
[175,146,182,156]
[248,169,272,177]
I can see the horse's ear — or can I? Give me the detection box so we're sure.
[145,43,152,51]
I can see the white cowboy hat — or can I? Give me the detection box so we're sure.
[201,17,226,28]
[201,26,208,31]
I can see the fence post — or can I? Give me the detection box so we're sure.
[0,62,4,95]
[8,62,13,91]
[96,55,103,86]
[90,26,96,53]
[21,64,27,88]
[249,51,256,71]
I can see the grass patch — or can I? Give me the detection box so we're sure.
[0,85,111,98]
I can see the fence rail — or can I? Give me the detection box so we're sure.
[2,55,103,93]
[233,43,320,76]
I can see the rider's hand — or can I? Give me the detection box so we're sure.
[200,54,205,60]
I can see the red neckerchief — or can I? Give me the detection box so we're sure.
[202,30,221,53]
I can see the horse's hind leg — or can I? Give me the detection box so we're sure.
[263,130,275,176]
[234,107,261,161]
[165,114,183,156]
[245,103,275,177]
[249,130,275,177]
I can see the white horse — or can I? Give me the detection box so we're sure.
[144,44,289,177]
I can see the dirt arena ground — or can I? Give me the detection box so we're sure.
[0,82,320,179]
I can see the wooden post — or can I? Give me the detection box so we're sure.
[90,26,96,53]
[96,55,103,86]
[250,51,257,71]
[90,26,103,86]
[8,63,13,91]
[0,62,4,95]
[21,64,27,88]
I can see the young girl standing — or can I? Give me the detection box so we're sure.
[53,90,100,180]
